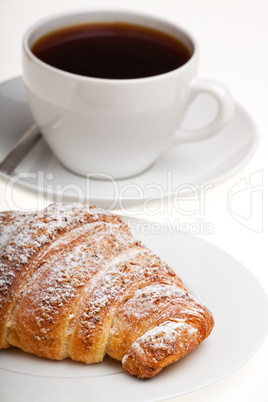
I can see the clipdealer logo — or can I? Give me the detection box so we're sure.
[227,170,263,233]
[4,170,214,236]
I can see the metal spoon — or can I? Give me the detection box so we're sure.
[0,124,41,174]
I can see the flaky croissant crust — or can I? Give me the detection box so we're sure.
[0,203,214,378]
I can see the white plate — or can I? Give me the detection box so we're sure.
[0,220,267,402]
[0,77,258,209]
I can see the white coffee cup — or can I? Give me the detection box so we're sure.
[22,10,234,179]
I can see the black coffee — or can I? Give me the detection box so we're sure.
[31,22,191,79]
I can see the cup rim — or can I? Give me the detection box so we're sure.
[23,8,199,84]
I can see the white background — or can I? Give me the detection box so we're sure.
[0,0,267,401]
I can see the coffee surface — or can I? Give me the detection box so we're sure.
[31,22,191,79]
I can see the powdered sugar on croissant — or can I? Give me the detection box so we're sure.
[0,203,214,378]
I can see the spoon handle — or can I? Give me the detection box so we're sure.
[0,124,41,174]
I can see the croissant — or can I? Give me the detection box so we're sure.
[0,203,214,378]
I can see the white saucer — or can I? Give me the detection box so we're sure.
[0,222,267,402]
[0,77,258,209]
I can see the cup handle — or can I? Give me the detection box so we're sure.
[176,77,235,143]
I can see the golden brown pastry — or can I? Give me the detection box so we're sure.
[0,203,214,378]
